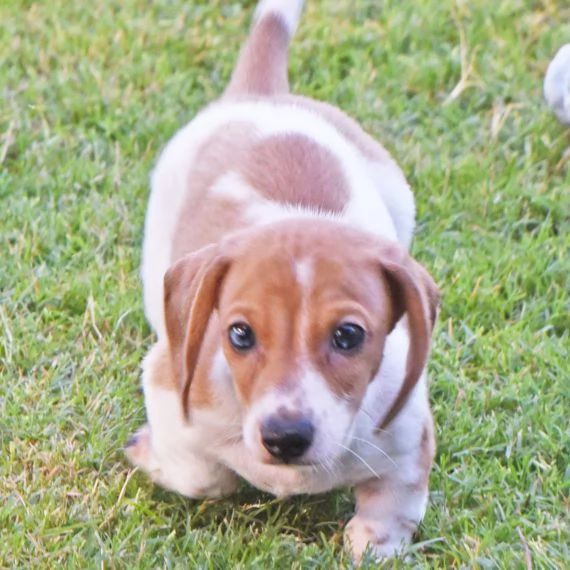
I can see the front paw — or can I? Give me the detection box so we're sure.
[125,424,238,499]
[189,468,239,499]
[344,514,415,562]
[125,424,156,471]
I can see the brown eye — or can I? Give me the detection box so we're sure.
[332,323,366,352]
[228,322,256,351]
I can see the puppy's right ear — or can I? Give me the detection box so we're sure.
[163,245,231,419]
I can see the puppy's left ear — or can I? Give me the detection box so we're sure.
[164,244,231,419]
[376,243,440,429]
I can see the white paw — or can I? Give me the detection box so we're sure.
[125,424,157,471]
[125,424,238,499]
[183,468,239,499]
[344,514,416,562]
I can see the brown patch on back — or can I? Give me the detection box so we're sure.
[242,134,349,213]
[264,94,396,164]
[171,123,350,264]
[169,91,397,267]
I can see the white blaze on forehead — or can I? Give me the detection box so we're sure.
[243,364,354,463]
[294,258,313,290]
[293,257,313,352]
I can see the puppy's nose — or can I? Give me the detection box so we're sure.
[260,415,314,462]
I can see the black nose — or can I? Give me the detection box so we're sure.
[260,415,314,462]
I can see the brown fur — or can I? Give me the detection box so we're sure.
[163,247,230,412]
[162,219,438,424]
[226,14,291,96]
[171,124,350,263]
[273,95,395,164]
[419,416,436,483]
[243,133,349,212]
[405,416,436,492]
[171,122,257,262]
[376,244,439,429]
[130,5,439,560]
[148,5,438,428]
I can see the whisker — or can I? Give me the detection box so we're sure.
[316,459,331,477]
[217,430,243,444]
[318,456,337,479]
[334,442,383,481]
[351,436,398,468]
[220,422,244,428]
[355,406,392,437]
[356,406,375,422]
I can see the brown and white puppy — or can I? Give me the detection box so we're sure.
[126,0,439,562]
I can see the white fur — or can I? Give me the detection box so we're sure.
[544,44,570,125]
[242,365,354,464]
[139,344,238,497]
[254,0,305,37]
[364,159,416,250]
[294,259,313,289]
[136,0,430,560]
[210,170,257,201]
[138,327,429,500]
[143,101,409,337]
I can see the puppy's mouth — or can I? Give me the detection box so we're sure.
[262,455,317,468]
[261,450,316,467]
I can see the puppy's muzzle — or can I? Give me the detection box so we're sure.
[260,414,314,463]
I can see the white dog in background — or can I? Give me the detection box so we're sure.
[544,44,570,125]
[126,0,440,562]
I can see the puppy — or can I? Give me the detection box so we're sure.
[126,0,440,562]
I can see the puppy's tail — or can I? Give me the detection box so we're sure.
[225,0,305,97]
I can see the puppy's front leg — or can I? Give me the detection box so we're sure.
[344,474,428,561]
[344,422,435,561]
[127,343,239,499]
[126,423,238,499]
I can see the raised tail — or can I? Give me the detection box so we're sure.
[225,0,306,97]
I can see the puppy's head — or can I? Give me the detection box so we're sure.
[164,219,438,466]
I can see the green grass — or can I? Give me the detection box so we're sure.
[1,0,569,567]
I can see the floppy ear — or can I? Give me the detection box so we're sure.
[163,245,231,420]
[376,243,440,430]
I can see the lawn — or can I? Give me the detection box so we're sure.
[1,0,569,567]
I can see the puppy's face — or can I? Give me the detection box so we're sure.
[218,244,392,466]
[165,220,438,467]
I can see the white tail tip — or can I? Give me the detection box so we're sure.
[254,0,305,37]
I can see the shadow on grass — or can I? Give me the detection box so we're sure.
[150,480,353,545]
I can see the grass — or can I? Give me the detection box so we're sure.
[1,0,569,567]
